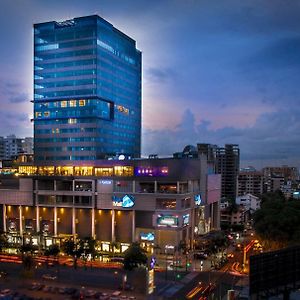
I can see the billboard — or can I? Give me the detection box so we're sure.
[156,215,179,227]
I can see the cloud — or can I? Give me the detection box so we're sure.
[142,107,300,168]
[9,93,28,103]
[145,67,177,83]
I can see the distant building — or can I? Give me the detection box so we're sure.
[0,135,33,160]
[215,144,240,201]
[238,171,263,197]
[236,194,261,212]
[262,166,299,182]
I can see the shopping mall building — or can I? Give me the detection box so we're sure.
[0,154,220,253]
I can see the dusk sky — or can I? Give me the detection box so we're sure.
[0,0,299,168]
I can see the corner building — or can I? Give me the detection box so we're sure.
[34,15,141,163]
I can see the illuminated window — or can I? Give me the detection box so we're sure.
[18,166,37,175]
[61,101,67,107]
[79,99,86,106]
[74,167,93,176]
[68,118,77,124]
[52,128,60,134]
[56,166,74,176]
[114,166,134,176]
[44,111,50,117]
[35,112,42,118]
[95,167,113,176]
[69,100,77,107]
[37,166,55,175]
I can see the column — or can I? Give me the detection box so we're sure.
[72,207,76,236]
[91,208,95,239]
[132,180,136,193]
[111,210,115,242]
[3,205,6,233]
[54,207,57,236]
[19,206,23,236]
[177,181,180,194]
[154,181,157,193]
[211,203,214,230]
[131,210,135,242]
[36,206,40,232]
[190,209,195,250]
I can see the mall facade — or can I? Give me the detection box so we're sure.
[0,156,220,252]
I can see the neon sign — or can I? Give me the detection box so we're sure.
[140,232,155,241]
[112,194,135,208]
[183,214,190,226]
[194,194,202,206]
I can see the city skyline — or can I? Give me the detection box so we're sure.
[0,0,299,168]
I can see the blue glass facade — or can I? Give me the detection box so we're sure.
[33,15,141,164]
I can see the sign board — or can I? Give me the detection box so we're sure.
[112,194,135,208]
[157,215,178,227]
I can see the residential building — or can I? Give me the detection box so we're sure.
[238,170,263,197]
[215,144,240,201]
[0,135,33,160]
[33,15,142,164]
[236,194,261,212]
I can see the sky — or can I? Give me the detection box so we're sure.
[0,0,299,169]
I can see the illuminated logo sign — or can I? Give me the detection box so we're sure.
[194,194,202,206]
[157,215,179,227]
[112,194,135,208]
[99,180,112,185]
[183,214,190,226]
[140,232,155,241]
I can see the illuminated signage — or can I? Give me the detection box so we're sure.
[112,194,135,208]
[183,214,190,226]
[99,180,112,185]
[194,194,202,206]
[157,215,178,227]
[140,232,155,241]
[135,167,168,177]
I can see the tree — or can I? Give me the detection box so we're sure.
[78,237,96,269]
[253,197,300,250]
[19,243,35,271]
[0,233,8,253]
[44,244,60,268]
[61,238,82,269]
[123,242,148,271]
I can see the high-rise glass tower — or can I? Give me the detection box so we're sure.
[33,15,141,165]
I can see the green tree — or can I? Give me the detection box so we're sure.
[123,242,148,271]
[253,197,300,250]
